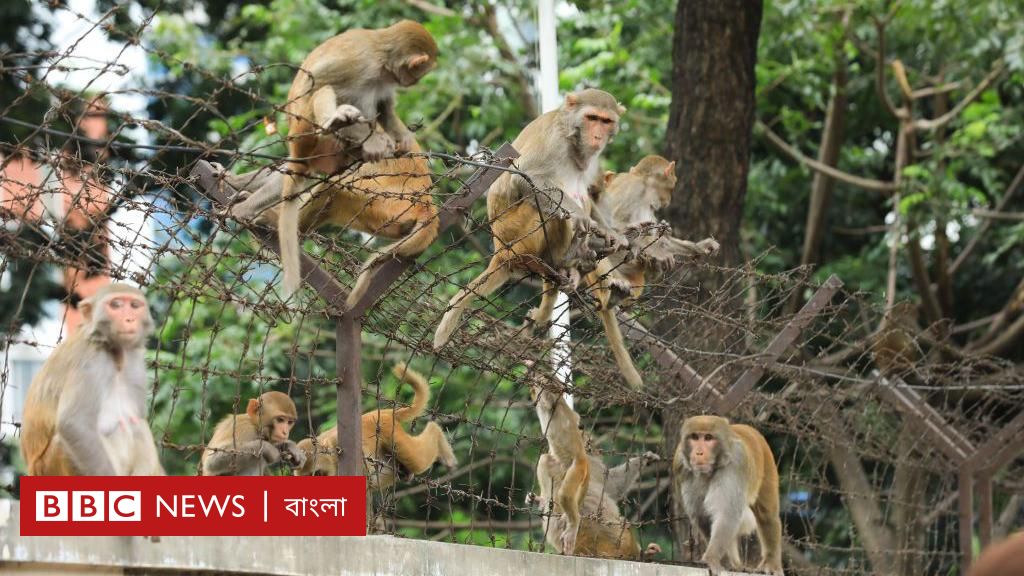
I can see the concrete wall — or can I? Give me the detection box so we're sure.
[0,500,759,576]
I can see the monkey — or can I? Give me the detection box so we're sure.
[20,283,164,476]
[432,89,645,388]
[967,532,1024,576]
[527,376,661,559]
[871,300,923,382]
[228,20,438,297]
[220,138,437,307]
[201,391,306,476]
[672,415,784,576]
[296,363,456,490]
[588,155,720,308]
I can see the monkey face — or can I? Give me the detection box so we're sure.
[270,414,296,443]
[103,294,150,346]
[686,431,719,474]
[580,107,619,151]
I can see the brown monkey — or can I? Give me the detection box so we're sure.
[297,363,456,490]
[672,415,784,575]
[222,138,437,307]
[528,377,661,558]
[229,20,438,296]
[433,89,643,388]
[967,532,1024,576]
[871,300,923,381]
[590,155,719,307]
[21,283,164,476]
[201,391,305,476]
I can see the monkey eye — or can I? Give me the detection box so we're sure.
[703,434,714,442]
[688,433,700,441]
[108,299,123,309]
[130,300,144,309]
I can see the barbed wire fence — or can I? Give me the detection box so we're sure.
[1,6,1023,576]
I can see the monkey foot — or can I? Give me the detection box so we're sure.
[643,542,662,558]
[603,278,633,310]
[521,313,552,337]
[323,104,365,132]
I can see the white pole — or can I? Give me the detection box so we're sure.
[537,0,573,408]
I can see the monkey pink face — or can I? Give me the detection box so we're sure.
[271,414,296,443]
[104,295,149,344]
[687,431,718,474]
[580,107,619,151]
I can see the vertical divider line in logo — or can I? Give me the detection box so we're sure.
[263,490,268,523]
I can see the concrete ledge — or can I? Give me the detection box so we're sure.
[0,500,749,576]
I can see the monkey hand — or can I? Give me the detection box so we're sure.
[323,104,366,133]
[259,442,282,464]
[277,441,306,468]
[641,451,662,464]
[643,543,662,559]
[693,238,720,258]
[361,132,396,162]
[560,524,580,555]
[394,129,417,154]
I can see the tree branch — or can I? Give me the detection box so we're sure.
[972,208,1024,222]
[756,120,896,193]
[476,5,539,120]
[951,163,1024,274]
[913,62,1006,131]
[872,17,905,120]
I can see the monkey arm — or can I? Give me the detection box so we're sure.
[378,97,414,151]
[602,452,660,501]
[55,375,117,476]
[204,439,277,475]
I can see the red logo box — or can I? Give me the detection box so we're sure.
[21,476,367,536]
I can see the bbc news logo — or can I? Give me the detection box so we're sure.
[21,476,366,536]
[36,490,141,521]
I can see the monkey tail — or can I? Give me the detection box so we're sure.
[279,176,302,297]
[392,362,430,423]
[597,308,643,389]
[347,212,439,308]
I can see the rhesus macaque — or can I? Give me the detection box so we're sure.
[433,89,644,388]
[589,155,719,307]
[21,283,164,476]
[297,363,456,490]
[871,300,922,381]
[201,391,306,476]
[967,532,1024,576]
[228,20,438,296]
[221,137,437,306]
[672,415,784,575]
[528,378,661,558]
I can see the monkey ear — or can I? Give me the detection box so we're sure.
[246,398,260,419]
[664,161,676,178]
[564,92,578,108]
[616,102,627,115]
[406,53,431,68]
[79,299,95,323]
[604,170,616,185]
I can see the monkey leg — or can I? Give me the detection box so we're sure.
[753,501,785,575]
[555,456,589,555]
[702,509,745,573]
[348,211,439,308]
[310,86,365,133]
[526,280,560,333]
[392,422,455,476]
[433,253,512,349]
[225,169,285,225]
[596,302,643,389]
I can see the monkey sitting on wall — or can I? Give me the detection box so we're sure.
[220,136,437,307]
[433,89,647,389]
[201,391,306,476]
[672,415,784,575]
[227,20,438,297]
[296,363,456,490]
[528,375,661,559]
[589,155,719,308]
[21,283,165,476]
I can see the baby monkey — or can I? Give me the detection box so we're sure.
[201,391,306,476]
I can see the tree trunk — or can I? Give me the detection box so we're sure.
[661,0,763,559]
